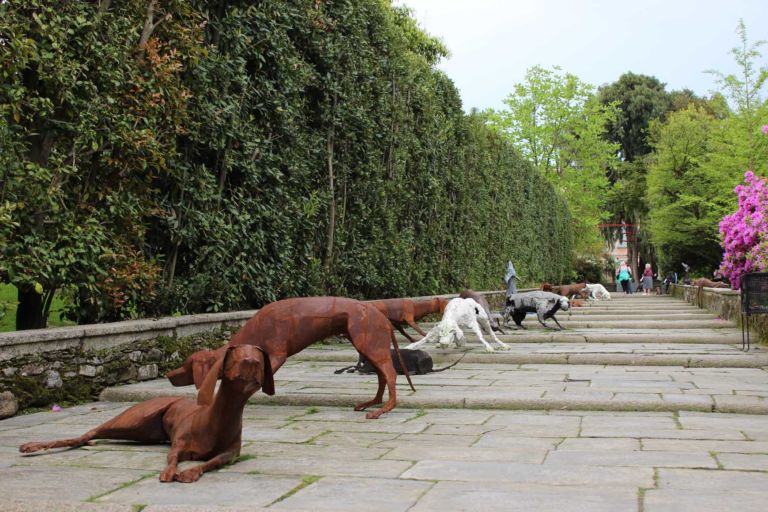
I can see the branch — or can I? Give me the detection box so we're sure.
[138,0,171,48]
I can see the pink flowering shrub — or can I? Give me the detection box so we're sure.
[719,170,768,289]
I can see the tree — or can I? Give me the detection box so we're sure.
[646,105,730,272]
[489,65,618,255]
[598,73,672,277]
[704,19,768,181]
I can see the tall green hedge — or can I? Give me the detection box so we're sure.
[1,0,572,325]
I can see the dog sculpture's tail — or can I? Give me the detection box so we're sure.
[430,351,469,373]
[390,329,416,392]
[505,261,518,297]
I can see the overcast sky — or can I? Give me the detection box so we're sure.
[395,0,767,112]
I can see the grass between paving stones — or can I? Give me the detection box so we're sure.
[672,411,683,429]
[85,472,158,502]
[132,505,147,512]
[300,429,332,445]
[637,487,647,512]
[267,475,322,506]
[404,409,427,422]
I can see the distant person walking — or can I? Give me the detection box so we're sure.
[642,263,654,295]
[616,261,632,294]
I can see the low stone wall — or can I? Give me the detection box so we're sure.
[0,292,507,417]
[0,311,258,415]
[670,284,767,345]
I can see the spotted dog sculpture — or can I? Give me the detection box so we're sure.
[459,289,506,334]
[504,291,571,330]
[20,345,272,483]
[406,297,510,352]
[368,297,449,343]
[167,297,413,419]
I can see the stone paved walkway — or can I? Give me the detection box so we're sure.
[2,294,768,511]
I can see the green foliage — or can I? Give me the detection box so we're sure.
[646,20,768,276]
[646,106,732,272]
[1,1,574,324]
[488,66,616,256]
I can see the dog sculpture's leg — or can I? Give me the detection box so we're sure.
[405,318,427,337]
[160,446,182,482]
[549,315,565,331]
[175,450,238,483]
[405,326,437,350]
[478,315,509,350]
[20,397,179,454]
[512,310,527,330]
[395,324,417,344]
[467,319,495,352]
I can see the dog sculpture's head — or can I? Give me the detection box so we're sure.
[166,346,276,396]
[558,296,570,311]
[437,319,462,348]
[196,345,274,406]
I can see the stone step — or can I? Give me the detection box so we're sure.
[295,345,768,368]
[423,320,734,330]
[449,329,744,344]
[99,358,768,415]
[567,308,711,315]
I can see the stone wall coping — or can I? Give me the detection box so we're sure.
[676,284,739,296]
[0,291,514,357]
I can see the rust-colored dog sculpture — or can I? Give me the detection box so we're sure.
[19,345,271,483]
[551,282,589,299]
[692,278,729,307]
[368,297,449,343]
[167,297,413,419]
[569,298,586,308]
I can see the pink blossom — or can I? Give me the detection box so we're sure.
[762,125,768,134]
[719,170,768,289]
[51,404,62,412]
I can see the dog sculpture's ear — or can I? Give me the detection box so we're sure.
[196,352,226,407]
[259,348,275,396]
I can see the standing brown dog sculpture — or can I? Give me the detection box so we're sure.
[552,282,589,299]
[459,289,506,334]
[368,297,449,343]
[19,345,272,483]
[167,297,414,419]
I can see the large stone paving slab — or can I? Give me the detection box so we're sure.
[97,472,302,508]
[0,466,150,503]
[410,481,638,512]
[269,476,431,512]
[3,403,768,510]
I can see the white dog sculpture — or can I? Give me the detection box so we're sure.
[584,283,611,300]
[405,298,509,353]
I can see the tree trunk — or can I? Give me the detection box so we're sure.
[323,129,336,277]
[16,285,44,330]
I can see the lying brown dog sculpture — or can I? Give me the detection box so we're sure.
[368,297,449,343]
[692,278,729,307]
[167,297,413,419]
[19,345,271,483]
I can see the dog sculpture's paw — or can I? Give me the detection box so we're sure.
[497,344,511,351]
[483,346,495,353]
[175,467,204,483]
[159,467,176,482]
[19,442,44,453]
